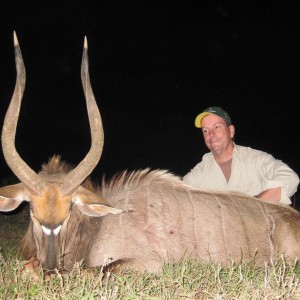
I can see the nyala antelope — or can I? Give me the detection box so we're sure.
[1,32,300,273]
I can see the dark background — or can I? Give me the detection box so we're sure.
[0,2,299,199]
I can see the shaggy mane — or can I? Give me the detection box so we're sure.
[38,156,183,197]
[99,168,183,198]
[40,155,74,175]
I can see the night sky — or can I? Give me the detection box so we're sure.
[0,2,299,192]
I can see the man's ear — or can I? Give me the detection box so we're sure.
[229,124,235,139]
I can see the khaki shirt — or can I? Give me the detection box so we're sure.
[183,144,299,205]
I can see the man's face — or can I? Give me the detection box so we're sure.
[201,114,235,154]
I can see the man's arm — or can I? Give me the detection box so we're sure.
[256,187,281,203]
[256,152,299,204]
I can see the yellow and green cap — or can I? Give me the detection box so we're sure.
[195,107,232,128]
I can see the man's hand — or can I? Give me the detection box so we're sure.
[256,187,281,203]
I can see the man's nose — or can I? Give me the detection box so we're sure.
[208,129,215,137]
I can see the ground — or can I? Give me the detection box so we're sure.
[0,203,29,254]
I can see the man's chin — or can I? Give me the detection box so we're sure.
[210,143,220,149]
[211,145,222,153]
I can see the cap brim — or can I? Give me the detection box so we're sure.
[195,112,211,128]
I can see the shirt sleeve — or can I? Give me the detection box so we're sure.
[255,152,300,204]
[182,162,203,187]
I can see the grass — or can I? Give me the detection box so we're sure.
[0,203,29,255]
[1,250,300,299]
[1,205,300,299]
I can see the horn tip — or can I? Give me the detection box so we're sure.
[13,31,19,47]
[84,36,88,49]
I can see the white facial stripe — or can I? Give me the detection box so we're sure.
[41,225,51,236]
[53,225,62,236]
[41,225,62,236]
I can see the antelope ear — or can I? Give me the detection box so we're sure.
[0,183,28,212]
[72,186,123,217]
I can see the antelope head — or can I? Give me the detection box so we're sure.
[0,32,122,270]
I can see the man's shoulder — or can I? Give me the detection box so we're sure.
[190,152,214,169]
[202,151,214,161]
[235,144,265,154]
[234,144,271,159]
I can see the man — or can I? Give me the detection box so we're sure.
[183,107,299,205]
